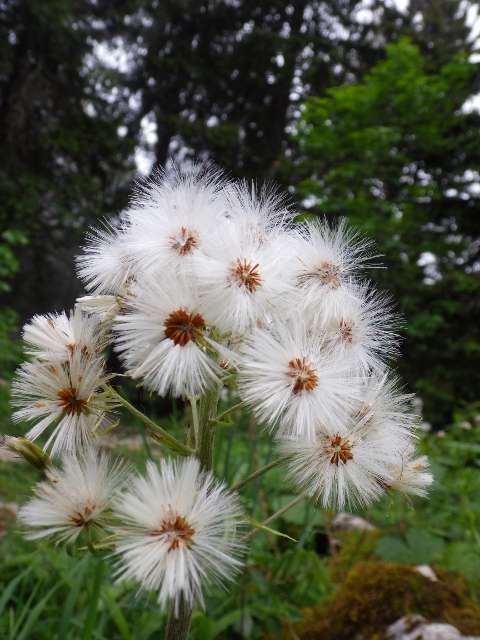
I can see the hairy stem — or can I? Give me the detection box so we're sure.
[196,387,220,471]
[109,386,194,457]
[165,596,192,640]
[230,458,284,492]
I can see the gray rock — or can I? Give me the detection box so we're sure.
[387,614,480,640]
[331,512,376,531]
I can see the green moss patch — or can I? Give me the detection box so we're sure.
[296,561,480,640]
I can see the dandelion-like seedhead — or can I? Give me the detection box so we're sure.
[238,316,361,440]
[113,457,244,611]
[279,426,395,509]
[293,218,379,319]
[11,349,115,456]
[76,221,133,296]
[114,278,225,397]
[387,448,433,497]
[122,165,229,279]
[18,448,126,543]
[22,307,108,362]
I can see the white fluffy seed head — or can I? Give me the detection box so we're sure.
[112,456,244,612]
[279,427,394,509]
[193,223,296,335]
[114,277,225,398]
[292,218,380,320]
[238,316,361,440]
[352,372,419,447]
[76,221,134,295]
[309,285,402,374]
[222,179,294,243]
[388,449,433,497]
[22,306,108,362]
[11,350,115,456]
[122,164,230,280]
[18,447,126,543]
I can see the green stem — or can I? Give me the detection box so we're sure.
[209,401,245,425]
[230,458,284,492]
[108,386,194,457]
[190,396,200,444]
[196,387,220,471]
[244,494,304,542]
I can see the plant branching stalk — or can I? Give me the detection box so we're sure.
[209,401,245,425]
[230,458,284,492]
[165,386,220,640]
[108,387,194,457]
[244,494,304,542]
[190,396,200,445]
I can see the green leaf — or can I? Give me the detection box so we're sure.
[376,529,445,564]
[249,520,297,542]
[102,588,132,640]
[16,585,59,640]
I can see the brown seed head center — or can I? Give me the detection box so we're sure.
[326,435,353,466]
[164,309,206,346]
[338,319,354,343]
[287,357,319,394]
[57,387,87,416]
[152,514,195,552]
[231,258,262,293]
[70,501,96,527]
[169,226,198,256]
[317,261,341,288]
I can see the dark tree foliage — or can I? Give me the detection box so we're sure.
[0,0,136,318]
[295,39,480,425]
[116,0,476,181]
[117,0,411,180]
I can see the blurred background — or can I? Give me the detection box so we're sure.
[1,1,480,639]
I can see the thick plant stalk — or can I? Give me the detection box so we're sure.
[165,597,192,640]
[165,387,220,640]
[196,388,220,471]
